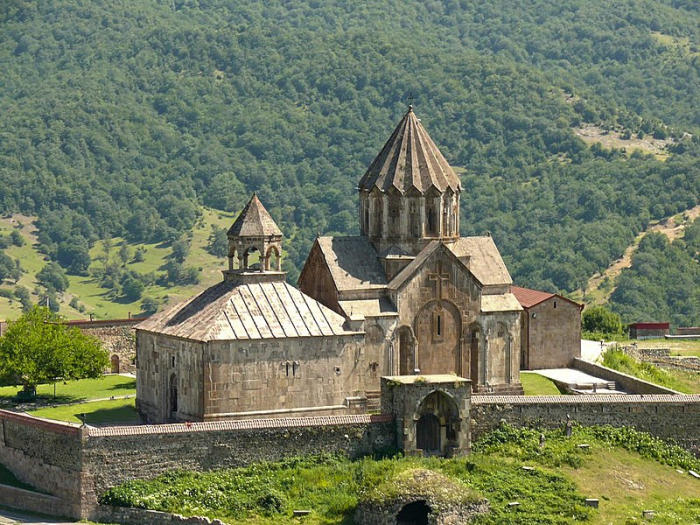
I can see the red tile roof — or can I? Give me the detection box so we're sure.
[629,322,669,329]
[511,286,555,308]
[511,286,583,310]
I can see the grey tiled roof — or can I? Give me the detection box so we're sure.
[315,236,387,291]
[227,193,283,238]
[136,280,355,341]
[358,107,461,194]
[449,236,512,286]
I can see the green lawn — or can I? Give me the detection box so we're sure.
[0,375,135,404]
[601,348,700,393]
[520,372,562,396]
[29,397,138,425]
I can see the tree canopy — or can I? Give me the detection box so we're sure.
[0,0,697,321]
[0,306,108,390]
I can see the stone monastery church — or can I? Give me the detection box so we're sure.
[136,107,578,424]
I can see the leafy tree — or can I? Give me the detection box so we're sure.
[0,253,20,282]
[13,286,32,311]
[10,230,24,247]
[0,306,108,391]
[170,238,190,263]
[141,296,159,316]
[118,244,131,265]
[121,276,144,301]
[57,237,91,275]
[37,262,70,292]
[206,226,229,258]
[582,306,623,336]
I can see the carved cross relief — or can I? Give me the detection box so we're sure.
[428,261,450,305]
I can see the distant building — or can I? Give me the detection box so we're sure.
[512,286,582,370]
[629,322,670,340]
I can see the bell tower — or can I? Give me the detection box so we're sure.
[224,193,284,283]
[358,106,462,258]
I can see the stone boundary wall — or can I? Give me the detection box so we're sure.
[0,483,76,518]
[572,357,681,394]
[83,414,395,507]
[471,394,700,454]
[64,318,145,374]
[0,410,84,509]
[621,346,700,373]
[92,505,225,525]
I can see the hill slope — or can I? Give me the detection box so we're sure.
[0,0,698,320]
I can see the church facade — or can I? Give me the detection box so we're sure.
[136,107,523,424]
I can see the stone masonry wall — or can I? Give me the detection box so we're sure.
[83,415,394,508]
[572,358,680,394]
[471,394,700,455]
[0,410,84,514]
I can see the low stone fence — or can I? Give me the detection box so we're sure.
[92,505,226,525]
[0,483,77,519]
[621,346,700,373]
[471,394,700,455]
[572,358,681,394]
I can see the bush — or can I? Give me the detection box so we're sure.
[10,230,24,247]
[582,305,623,336]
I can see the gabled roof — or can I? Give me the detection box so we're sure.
[449,237,512,287]
[387,241,476,291]
[227,193,282,238]
[136,280,355,342]
[313,236,387,292]
[511,285,583,310]
[358,106,461,194]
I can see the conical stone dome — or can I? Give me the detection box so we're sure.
[358,106,461,194]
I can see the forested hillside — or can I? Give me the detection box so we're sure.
[0,0,698,322]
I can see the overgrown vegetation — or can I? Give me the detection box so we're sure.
[581,305,624,340]
[0,0,698,315]
[601,347,699,393]
[99,423,700,524]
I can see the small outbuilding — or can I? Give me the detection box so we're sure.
[512,286,583,370]
[629,322,670,340]
[355,469,488,525]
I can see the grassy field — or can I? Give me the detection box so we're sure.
[635,338,700,357]
[29,397,138,425]
[100,424,700,524]
[601,348,700,394]
[0,207,240,321]
[520,372,562,396]
[0,375,135,404]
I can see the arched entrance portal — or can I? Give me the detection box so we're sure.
[396,500,431,525]
[414,390,460,457]
[414,300,461,375]
[110,354,120,374]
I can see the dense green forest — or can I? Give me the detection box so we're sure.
[609,219,699,327]
[0,0,698,323]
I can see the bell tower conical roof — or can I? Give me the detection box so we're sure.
[358,106,461,194]
[227,193,283,238]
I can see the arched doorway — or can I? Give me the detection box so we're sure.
[396,500,431,525]
[414,390,460,457]
[169,374,178,420]
[414,300,460,375]
[416,414,440,454]
[110,354,120,374]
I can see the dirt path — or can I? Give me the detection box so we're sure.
[584,204,700,304]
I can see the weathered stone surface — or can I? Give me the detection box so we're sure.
[355,469,489,525]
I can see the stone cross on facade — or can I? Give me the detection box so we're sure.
[428,262,449,302]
